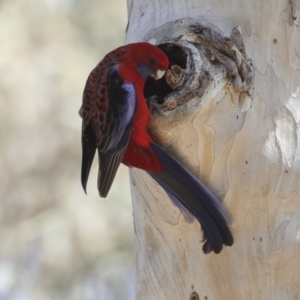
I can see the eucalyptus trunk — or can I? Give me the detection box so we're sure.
[126,1,300,299]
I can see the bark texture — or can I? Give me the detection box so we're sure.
[126,1,300,299]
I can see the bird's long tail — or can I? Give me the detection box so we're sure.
[148,142,233,254]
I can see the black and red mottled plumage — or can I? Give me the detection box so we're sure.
[80,42,233,253]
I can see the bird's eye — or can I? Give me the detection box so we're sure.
[149,57,156,65]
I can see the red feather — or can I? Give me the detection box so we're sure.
[80,42,233,253]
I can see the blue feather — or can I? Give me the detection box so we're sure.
[148,142,233,254]
[81,67,136,197]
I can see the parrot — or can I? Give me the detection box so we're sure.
[80,42,233,254]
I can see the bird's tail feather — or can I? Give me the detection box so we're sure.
[148,142,233,254]
[81,124,96,194]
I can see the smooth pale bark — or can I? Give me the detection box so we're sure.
[125,1,300,299]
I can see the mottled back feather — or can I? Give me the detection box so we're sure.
[81,57,136,196]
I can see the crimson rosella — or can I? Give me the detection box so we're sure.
[80,42,233,253]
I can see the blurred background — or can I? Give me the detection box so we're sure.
[0,0,134,299]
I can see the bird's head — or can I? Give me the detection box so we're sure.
[128,42,169,81]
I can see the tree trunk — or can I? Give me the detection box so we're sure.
[126,0,300,299]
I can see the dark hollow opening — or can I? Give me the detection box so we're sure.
[144,43,187,104]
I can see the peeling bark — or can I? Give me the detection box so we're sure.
[126,1,300,299]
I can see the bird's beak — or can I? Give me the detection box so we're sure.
[151,69,166,80]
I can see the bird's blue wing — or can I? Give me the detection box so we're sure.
[81,66,136,197]
[97,69,136,197]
